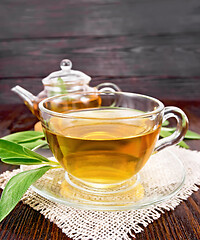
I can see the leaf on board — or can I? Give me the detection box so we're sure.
[0,139,49,163]
[178,141,190,149]
[159,129,189,149]
[162,120,169,127]
[184,130,200,140]
[2,131,44,143]
[20,139,47,150]
[0,165,52,222]
[1,157,47,165]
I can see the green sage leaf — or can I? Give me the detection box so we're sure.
[178,141,190,149]
[20,139,47,150]
[160,129,189,149]
[184,130,200,140]
[159,129,172,138]
[162,120,169,127]
[50,77,67,96]
[0,165,52,222]
[2,131,44,143]
[161,128,200,140]
[57,77,67,94]
[0,139,49,163]
[160,127,176,132]
[1,158,47,165]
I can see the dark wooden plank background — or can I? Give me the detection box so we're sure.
[0,0,200,104]
[0,0,200,239]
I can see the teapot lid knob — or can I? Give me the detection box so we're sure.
[42,58,91,86]
[60,59,72,71]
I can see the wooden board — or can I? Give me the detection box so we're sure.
[0,0,200,239]
[0,34,200,78]
[1,76,200,105]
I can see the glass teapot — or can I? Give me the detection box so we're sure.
[12,59,121,119]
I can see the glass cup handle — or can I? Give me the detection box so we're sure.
[155,106,189,152]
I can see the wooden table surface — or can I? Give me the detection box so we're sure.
[0,1,200,239]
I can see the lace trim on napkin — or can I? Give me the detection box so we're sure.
[0,146,200,240]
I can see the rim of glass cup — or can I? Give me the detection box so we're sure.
[38,91,165,120]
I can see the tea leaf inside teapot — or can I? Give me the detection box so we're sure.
[49,77,67,96]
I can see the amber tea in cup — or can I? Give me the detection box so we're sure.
[39,92,188,194]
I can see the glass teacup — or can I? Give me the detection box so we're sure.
[38,91,188,194]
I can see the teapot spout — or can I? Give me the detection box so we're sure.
[11,85,36,114]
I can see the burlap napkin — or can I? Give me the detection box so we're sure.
[0,146,200,240]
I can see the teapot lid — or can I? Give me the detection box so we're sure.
[42,59,91,85]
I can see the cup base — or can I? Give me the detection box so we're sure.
[65,172,140,195]
[60,173,145,205]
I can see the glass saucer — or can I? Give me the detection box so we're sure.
[21,147,185,211]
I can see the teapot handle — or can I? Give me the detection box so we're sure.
[96,83,122,108]
[96,83,121,93]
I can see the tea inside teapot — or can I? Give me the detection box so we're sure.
[12,59,121,121]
